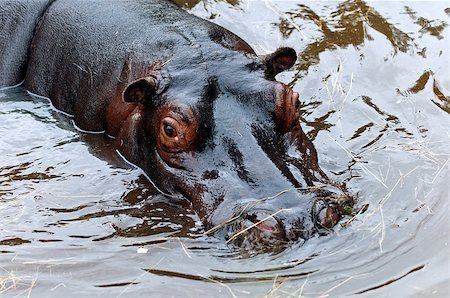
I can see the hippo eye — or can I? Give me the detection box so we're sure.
[161,117,179,139]
[157,106,199,165]
[163,124,176,138]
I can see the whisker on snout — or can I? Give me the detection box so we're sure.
[204,204,250,235]
[226,209,287,243]
[257,185,327,203]
[204,185,329,237]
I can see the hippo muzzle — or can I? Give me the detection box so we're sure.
[208,179,352,252]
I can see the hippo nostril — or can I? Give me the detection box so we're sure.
[246,211,286,240]
[316,204,341,229]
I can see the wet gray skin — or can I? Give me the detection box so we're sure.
[0,0,53,86]
[0,0,353,251]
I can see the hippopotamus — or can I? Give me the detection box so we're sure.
[1,0,353,251]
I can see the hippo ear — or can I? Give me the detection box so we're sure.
[261,47,297,80]
[123,77,157,104]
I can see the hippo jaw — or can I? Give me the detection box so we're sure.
[111,47,354,252]
[205,183,352,253]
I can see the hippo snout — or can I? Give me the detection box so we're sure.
[212,186,353,252]
[314,199,342,229]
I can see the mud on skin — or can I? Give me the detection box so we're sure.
[1,0,354,252]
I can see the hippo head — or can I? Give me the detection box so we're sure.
[111,46,353,252]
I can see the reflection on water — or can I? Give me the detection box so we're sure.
[404,5,447,40]
[279,0,415,77]
[397,69,450,115]
[1,1,449,297]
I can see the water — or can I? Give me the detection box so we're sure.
[1,1,449,297]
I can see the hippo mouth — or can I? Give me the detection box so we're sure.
[208,186,354,253]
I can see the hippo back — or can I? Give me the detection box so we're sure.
[0,0,53,87]
[24,0,254,131]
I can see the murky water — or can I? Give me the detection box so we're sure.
[1,1,449,297]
